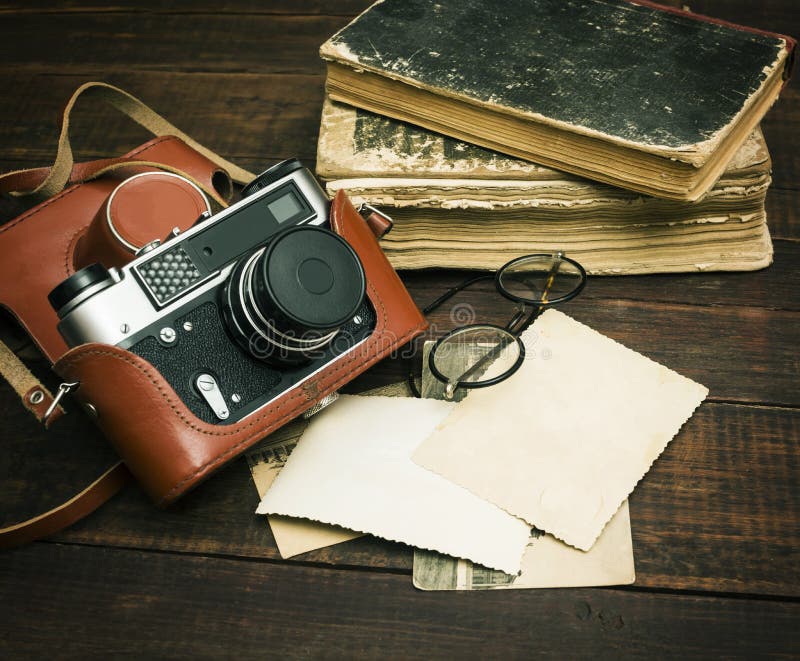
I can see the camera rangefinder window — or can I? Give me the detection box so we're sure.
[268,191,304,224]
[188,184,312,272]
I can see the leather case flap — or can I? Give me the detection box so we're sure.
[0,136,230,363]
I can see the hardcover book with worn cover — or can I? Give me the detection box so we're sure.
[318,99,773,274]
[320,0,794,201]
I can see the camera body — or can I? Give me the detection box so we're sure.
[49,159,376,424]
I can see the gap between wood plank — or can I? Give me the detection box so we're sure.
[30,537,800,606]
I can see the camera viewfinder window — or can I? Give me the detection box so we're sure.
[268,191,303,224]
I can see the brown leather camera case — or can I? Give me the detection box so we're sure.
[50,191,426,504]
[0,136,231,364]
[0,83,427,545]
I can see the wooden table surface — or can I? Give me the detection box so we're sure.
[0,1,798,658]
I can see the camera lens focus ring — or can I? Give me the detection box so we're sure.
[223,225,366,364]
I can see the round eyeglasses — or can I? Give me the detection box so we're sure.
[410,252,587,400]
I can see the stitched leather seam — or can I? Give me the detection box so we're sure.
[57,282,393,439]
[64,227,86,277]
[60,335,376,436]
[0,184,83,236]
[56,318,424,502]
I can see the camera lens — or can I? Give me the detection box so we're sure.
[222,225,366,364]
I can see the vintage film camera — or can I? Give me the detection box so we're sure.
[48,159,376,424]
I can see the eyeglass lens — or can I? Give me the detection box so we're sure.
[430,325,523,398]
[497,253,585,305]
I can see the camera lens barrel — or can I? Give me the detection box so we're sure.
[223,225,366,363]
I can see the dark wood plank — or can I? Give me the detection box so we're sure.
[0,400,786,597]
[0,0,373,14]
[681,0,800,45]
[763,86,800,194]
[0,13,349,75]
[630,402,800,596]
[0,72,327,166]
[1,543,798,659]
[766,189,800,240]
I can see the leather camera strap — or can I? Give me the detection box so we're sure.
[0,82,397,548]
[0,81,255,200]
[0,463,132,549]
[0,82,260,549]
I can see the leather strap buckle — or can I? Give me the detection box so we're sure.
[43,381,80,425]
[358,202,394,238]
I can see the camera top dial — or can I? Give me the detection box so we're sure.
[49,263,118,319]
[241,159,304,198]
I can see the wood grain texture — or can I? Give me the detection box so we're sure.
[767,188,800,240]
[0,401,791,597]
[1,543,798,659]
[0,0,374,14]
[0,72,327,165]
[680,0,800,44]
[762,87,800,193]
[0,0,797,656]
[0,12,351,75]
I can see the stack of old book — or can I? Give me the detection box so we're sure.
[315,0,795,274]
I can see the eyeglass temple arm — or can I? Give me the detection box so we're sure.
[422,274,494,315]
[540,251,564,305]
[408,274,494,398]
